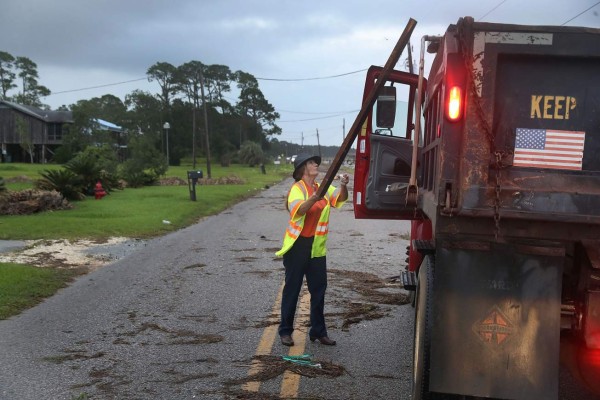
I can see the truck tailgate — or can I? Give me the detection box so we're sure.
[495,55,600,172]
[459,26,600,226]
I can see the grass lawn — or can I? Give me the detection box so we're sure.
[0,263,82,320]
[0,160,293,319]
[0,160,292,240]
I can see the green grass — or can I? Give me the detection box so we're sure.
[0,184,272,239]
[0,163,61,191]
[0,161,293,240]
[0,160,293,319]
[0,263,82,319]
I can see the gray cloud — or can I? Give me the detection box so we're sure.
[1,0,598,145]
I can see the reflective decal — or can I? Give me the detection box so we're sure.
[473,306,514,345]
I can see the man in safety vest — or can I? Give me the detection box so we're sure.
[276,154,349,346]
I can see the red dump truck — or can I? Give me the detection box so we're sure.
[352,16,600,399]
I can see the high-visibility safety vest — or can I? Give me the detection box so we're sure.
[276,180,346,258]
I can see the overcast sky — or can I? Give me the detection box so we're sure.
[2,0,599,147]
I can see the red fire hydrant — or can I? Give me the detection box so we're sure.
[94,181,107,200]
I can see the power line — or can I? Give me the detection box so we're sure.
[256,68,367,82]
[278,108,357,115]
[561,1,600,25]
[45,67,369,97]
[45,77,148,96]
[47,77,354,121]
[477,0,508,21]
[278,111,358,123]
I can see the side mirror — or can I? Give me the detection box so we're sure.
[376,86,396,128]
[427,40,440,54]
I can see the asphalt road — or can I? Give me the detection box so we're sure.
[0,177,414,400]
[2,176,599,400]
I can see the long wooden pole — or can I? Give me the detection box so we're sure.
[316,18,417,198]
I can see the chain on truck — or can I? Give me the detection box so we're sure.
[320,16,600,400]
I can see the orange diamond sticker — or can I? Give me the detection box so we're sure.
[473,306,514,345]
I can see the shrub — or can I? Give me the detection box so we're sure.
[0,176,6,196]
[119,166,159,188]
[66,145,120,194]
[65,155,102,195]
[119,135,167,187]
[35,169,85,201]
[239,141,264,167]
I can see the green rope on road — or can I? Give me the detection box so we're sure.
[281,353,322,368]
[282,353,312,360]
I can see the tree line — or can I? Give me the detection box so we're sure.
[0,52,50,106]
[0,51,284,177]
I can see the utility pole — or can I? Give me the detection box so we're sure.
[407,41,415,73]
[301,132,304,148]
[200,69,212,178]
[316,128,321,159]
[192,106,197,169]
[343,118,345,141]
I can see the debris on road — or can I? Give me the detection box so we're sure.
[229,354,345,386]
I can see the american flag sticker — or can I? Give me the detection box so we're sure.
[513,128,586,170]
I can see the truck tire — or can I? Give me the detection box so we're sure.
[412,254,434,400]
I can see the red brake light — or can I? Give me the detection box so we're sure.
[446,86,462,121]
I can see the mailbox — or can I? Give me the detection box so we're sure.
[187,170,203,201]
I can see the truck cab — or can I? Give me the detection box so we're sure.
[353,17,600,399]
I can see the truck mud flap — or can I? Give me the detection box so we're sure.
[429,241,563,400]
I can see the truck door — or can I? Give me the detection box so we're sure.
[354,66,424,220]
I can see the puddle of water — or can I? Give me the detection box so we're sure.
[83,238,148,261]
[0,240,27,253]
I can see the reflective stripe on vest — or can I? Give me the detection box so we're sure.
[286,220,302,240]
[315,221,328,236]
[289,199,303,217]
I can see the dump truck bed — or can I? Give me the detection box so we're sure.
[438,20,600,231]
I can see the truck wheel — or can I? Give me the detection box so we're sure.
[412,255,434,400]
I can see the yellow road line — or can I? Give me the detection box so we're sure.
[244,283,311,398]
[280,288,311,398]
[242,282,284,393]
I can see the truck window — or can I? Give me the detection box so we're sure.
[363,80,419,210]
[372,88,414,140]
